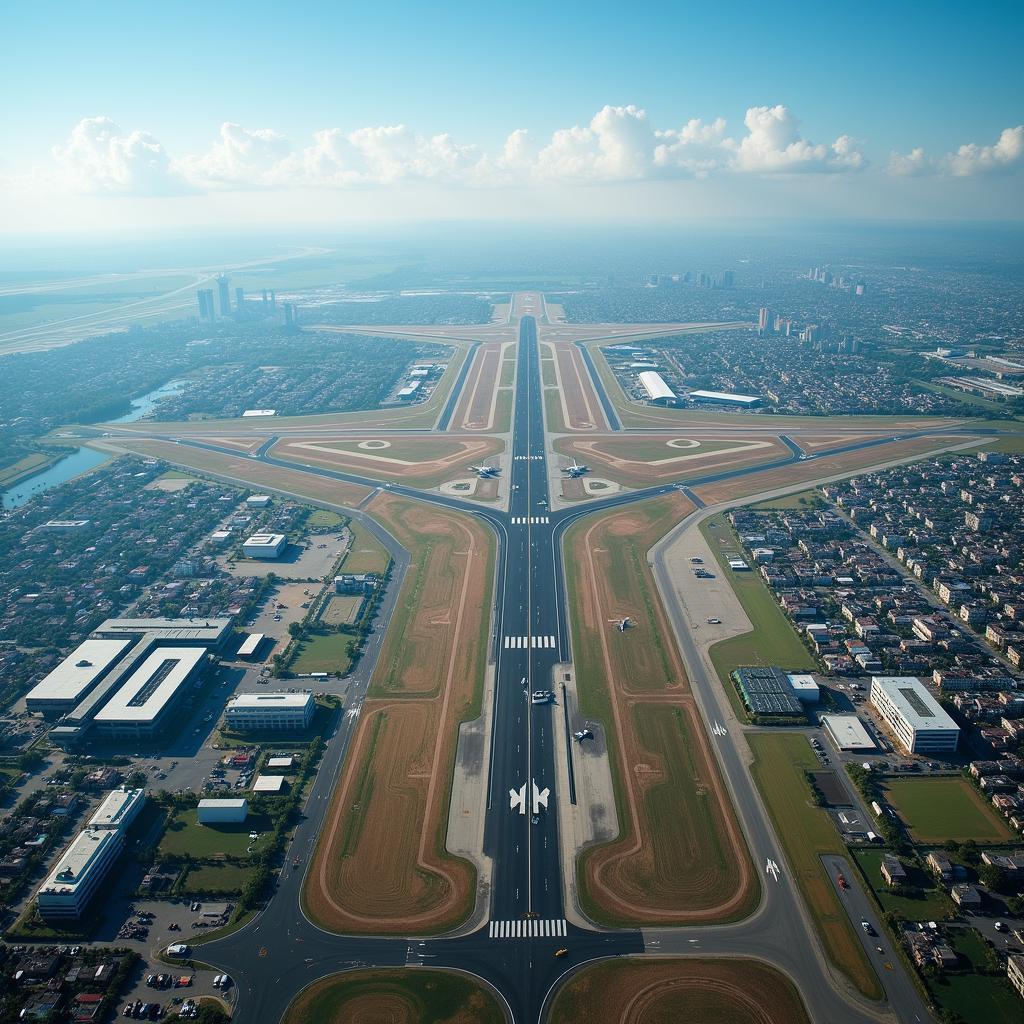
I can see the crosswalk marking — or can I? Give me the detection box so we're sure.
[489,918,567,939]
[511,516,549,524]
[503,635,556,649]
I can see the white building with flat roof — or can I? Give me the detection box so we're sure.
[198,798,248,824]
[637,371,677,405]
[236,633,264,658]
[242,533,287,559]
[93,616,232,648]
[224,692,314,731]
[94,647,206,737]
[821,714,876,751]
[37,828,124,920]
[870,676,960,753]
[88,788,146,831]
[787,673,821,703]
[687,390,762,407]
[25,639,132,714]
[252,774,287,794]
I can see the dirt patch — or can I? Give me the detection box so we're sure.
[451,342,510,431]
[552,343,606,430]
[305,495,493,933]
[694,435,980,504]
[566,494,756,924]
[547,958,811,1024]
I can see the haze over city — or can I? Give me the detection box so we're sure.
[0,4,1022,1024]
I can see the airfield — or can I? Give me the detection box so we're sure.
[78,289,1004,1024]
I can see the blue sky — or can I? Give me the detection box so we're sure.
[2,0,1022,229]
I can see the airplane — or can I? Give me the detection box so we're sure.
[468,462,500,479]
[561,458,590,478]
[608,616,632,632]
[573,727,593,742]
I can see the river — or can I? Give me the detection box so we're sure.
[2,378,187,509]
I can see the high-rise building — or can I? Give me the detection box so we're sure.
[284,303,294,327]
[722,270,735,288]
[261,289,269,307]
[270,290,277,310]
[758,307,771,332]
[235,287,244,310]
[197,290,210,320]
[217,275,231,316]
[855,282,866,296]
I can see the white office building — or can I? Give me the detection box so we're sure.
[224,692,314,731]
[870,676,960,753]
[37,828,125,920]
[242,533,287,559]
[25,639,132,715]
[88,787,146,831]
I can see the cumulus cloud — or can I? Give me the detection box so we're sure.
[50,104,891,196]
[887,126,1024,178]
[52,116,186,195]
[731,105,865,173]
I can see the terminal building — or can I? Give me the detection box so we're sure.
[93,647,207,739]
[25,639,133,715]
[242,533,287,559]
[224,692,314,731]
[869,676,960,753]
[637,371,678,406]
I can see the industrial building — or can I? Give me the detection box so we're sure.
[236,633,264,658]
[397,381,422,400]
[92,617,232,649]
[821,714,876,751]
[198,799,248,824]
[786,673,821,703]
[252,775,287,794]
[224,692,314,731]
[869,676,960,753]
[245,494,272,508]
[242,533,287,559]
[687,390,762,407]
[93,647,207,738]
[733,667,804,716]
[25,639,132,715]
[637,371,678,405]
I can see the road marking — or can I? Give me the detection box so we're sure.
[503,635,555,648]
[766,857,782,882]
[511,516,549,524]
[513,454,544,460]
[489,918,566,938]
[711,720,727,736]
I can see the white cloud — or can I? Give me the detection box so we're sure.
[178,122,291,187]
[50,104,885,197]
[52,116,186,195]
[944,125,1023,176]
[887,146,932,177]
[731,105,865,173]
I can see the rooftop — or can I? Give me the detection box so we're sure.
[25,639,132,704]
[872,676,960,733]
[227,692,312,710]
[638,370,676,401]
[94,647,205,723]
[87,788,145,830]
[38,828,120,896]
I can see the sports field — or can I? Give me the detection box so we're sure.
[747,733,882,1000]
[884,777,1015,843]
[547,957,811,1024]
[305,495,493,933]
[282,969,504,1024]
[566,493,757,925]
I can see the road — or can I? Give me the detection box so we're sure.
[93,310,1000,1021]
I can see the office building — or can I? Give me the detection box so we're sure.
[37,828,125,920]
[758,307,771,332]
[217,274,231,316]
[87,787,146,831]
[234,286,244,310]
[870,676,960,753]
[242,533,287,559]
[224,692,314,731]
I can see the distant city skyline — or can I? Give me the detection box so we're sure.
[1,0,1021,230]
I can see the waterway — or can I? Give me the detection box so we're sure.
[2,378,187,509]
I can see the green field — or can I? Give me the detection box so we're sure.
[851,848,955,921]
[701,515,817,714]
[338,522,390,575]
[501,355,518,386]
[925,929,1023,1024]
[158,810,274,859]
[748,733,882,1000]
[750,488,826,510]
[0,452,58,487]
[290,630,353,675]
[306,508,346,529]
[974,435,1024,453]
[541,358,557,386]
[181,863,254,895]
[282,969,504,1024]
[544,387,565,432]
[884,777,1015,843]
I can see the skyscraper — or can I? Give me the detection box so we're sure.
[758,307,771,332]
[235,287,244,311]
[197,290,210,320]
[217,274,231,316]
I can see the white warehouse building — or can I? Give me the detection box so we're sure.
[198,798,249,824]
[869,676,960,753]
[637,371,678,406]
[224,692,314,731]
[242,533,287,559]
